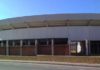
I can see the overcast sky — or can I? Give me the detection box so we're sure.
[0,0,100,19]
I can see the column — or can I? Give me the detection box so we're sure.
[85,40,89,56]
[68,40,71,55]
[6,40,9,56]
[20,40,23,56]
[35,39,38,55]
[51,39,54,56]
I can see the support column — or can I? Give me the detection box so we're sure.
[68,40,71,56]
[20,40,23,56]
[35,39,38,55]
[51,39,54,56]
[6,40,9,56]
[85,40,89,56]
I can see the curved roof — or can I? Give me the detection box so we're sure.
[0,13,100,30]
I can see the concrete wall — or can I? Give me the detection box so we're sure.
[0,26,100,40]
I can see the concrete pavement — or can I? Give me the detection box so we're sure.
[0,61,100,70]
[0,60,100,68]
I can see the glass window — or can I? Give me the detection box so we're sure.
[38,39,51,45]
[39,39,46,45]
[14,40,20,46]
[29,39,35,45]
[2,41,6,47]
[0,41,2,47]
[8,40,13,46]
[23,39,28,46]
[0,41,6,47]
[54,38,67,44]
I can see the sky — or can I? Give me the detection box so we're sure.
[0,0,100,19]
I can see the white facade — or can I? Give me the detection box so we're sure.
[0,26,100,41]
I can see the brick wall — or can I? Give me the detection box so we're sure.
[54,44,69,55]
[22,46,36,56]
[0,47,6,55]
[38,45,51,55]
[9,46,20,55]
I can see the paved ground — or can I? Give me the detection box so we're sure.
[0,62,100,70]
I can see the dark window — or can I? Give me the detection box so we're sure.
[0,41,6,47]
[23,40,28,46]
[14,40,20,46]
[2,41,6,46]
[29,39,35,45]
[38,39,51,45]
[8,40,13,46]
[38,39,46,45]
[0,41,2,47]
[54,38,67,44]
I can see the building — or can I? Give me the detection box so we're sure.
[0,14,100,56]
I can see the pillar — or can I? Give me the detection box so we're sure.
[35,39,38,55]
[51,39,54,56]
[85,40,89,56]
[6,40,9,56]
[68,40,71,55]
[20,40,23,56]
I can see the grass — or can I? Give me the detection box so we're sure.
[0,55,100,64]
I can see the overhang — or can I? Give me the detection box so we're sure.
[0,14,100,30]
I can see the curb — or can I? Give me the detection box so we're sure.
[0,60,100,68]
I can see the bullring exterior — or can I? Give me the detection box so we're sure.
[0,14,100,56]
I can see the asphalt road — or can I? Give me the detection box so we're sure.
[0,62,99,70]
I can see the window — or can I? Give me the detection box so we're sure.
[54,38,67,44]
[0,41,6,47]
[38,39,51,45]
[8,40,13,46]
[23,39,28,46]
[14,40,20,46]
[2,41,6,47]
[0,41,1,47]
[29,39,35,45]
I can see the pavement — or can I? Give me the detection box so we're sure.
[0,60,100,68]
[0,61,100,70]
